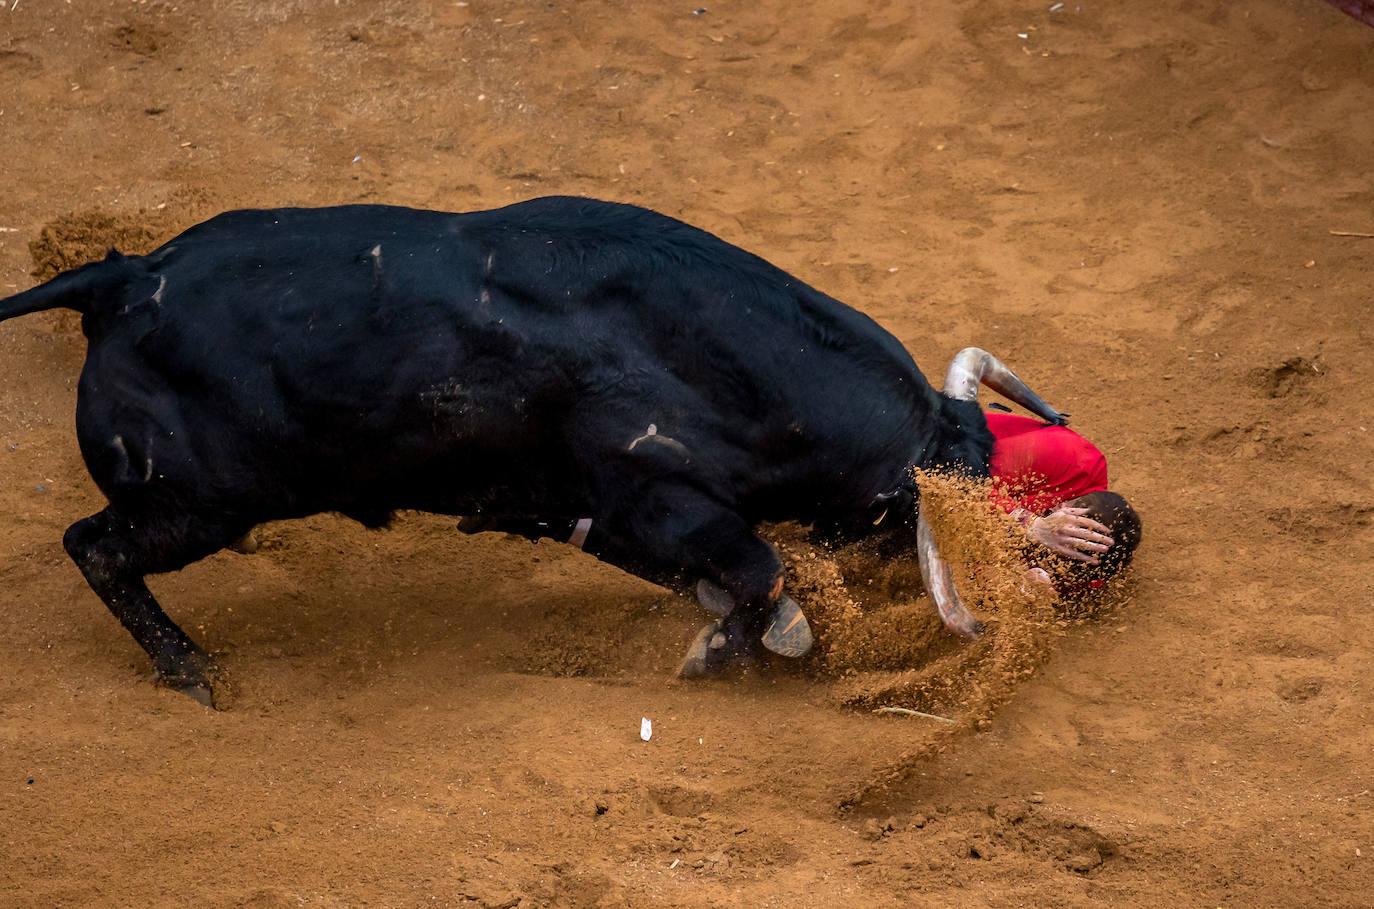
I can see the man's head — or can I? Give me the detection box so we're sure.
[1057,490,1142,585]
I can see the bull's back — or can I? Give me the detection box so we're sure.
[78,205,542,512]
[78,199,935,519]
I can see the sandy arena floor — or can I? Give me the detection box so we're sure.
[1,1,1372,906]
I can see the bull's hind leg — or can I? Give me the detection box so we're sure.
[63,507,243,706]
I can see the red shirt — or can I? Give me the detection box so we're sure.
[985,412,1108,514]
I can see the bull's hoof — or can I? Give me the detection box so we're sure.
[228,530,260,554]
[169,681,216,708]
[676,621,756,679]
[761,595,813,658]
[155,652,223,708]
[694,579,734,617]
[677,622,725,679]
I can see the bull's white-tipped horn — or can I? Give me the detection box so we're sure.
[943,347,1068,425]
[915,507,982,639]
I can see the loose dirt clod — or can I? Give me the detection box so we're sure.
[27,210,162,282]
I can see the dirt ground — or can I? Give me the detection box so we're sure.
[2,0,1372,906]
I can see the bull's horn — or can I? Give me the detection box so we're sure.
[943,347,1068,426]
[916,507,982,638]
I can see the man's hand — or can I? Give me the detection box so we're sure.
[1024,506,1114,564]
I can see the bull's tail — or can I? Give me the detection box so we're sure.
[0,251,149,324]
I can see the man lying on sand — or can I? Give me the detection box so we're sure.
[982,408,1142,596]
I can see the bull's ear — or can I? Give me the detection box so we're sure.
[943,347,1067,425]
[915,507,982,638]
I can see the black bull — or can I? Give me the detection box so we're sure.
[0,196,1062,704]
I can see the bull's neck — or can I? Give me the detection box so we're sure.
[915,395,994,478]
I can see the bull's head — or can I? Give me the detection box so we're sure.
[916,348,1067,637]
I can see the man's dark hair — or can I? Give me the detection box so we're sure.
[1058,490,1142,584]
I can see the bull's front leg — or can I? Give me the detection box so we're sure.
[574,481,802,677]
[694,579,813,659]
